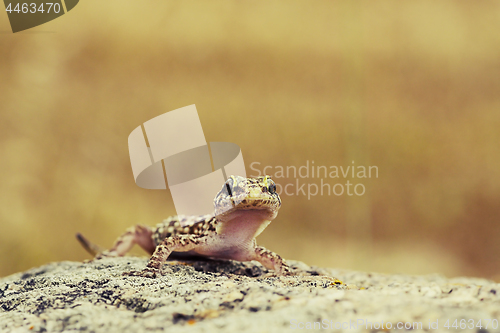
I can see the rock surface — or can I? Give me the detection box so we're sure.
[1,257,499,332]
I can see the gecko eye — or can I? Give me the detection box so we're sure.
[224,177,235,197]
[268,184,277,195]
[225,183,233,197]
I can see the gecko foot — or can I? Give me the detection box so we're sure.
[262,269,295,278]
[82,251,118,263]
[123,268,159,279]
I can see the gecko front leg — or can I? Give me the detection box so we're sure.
[124,234,207,278]
[253,246,291,276]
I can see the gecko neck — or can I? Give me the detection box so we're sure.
[215,209,276,242]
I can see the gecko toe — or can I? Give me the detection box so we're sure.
[123,269,158,279]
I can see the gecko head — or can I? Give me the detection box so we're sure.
[214,175,281,221]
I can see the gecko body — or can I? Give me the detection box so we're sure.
[76,175,290,278]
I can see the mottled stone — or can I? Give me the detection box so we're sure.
[1,257,499,333]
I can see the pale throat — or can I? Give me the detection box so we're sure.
[215,209,276,242]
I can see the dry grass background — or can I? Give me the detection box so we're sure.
[0,1,499,279]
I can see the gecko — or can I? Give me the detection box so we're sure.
[76,175,291,278]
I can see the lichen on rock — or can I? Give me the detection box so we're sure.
[1,257,499,332]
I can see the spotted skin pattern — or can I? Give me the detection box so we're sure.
[76,176,290,278]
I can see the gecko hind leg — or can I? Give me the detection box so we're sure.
[76,225,155,259]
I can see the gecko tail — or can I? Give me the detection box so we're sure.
[76,232,104,256]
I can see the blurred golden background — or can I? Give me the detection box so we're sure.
[1,1,499,279]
